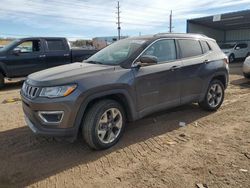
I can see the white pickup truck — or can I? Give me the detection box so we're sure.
[220,42,250,63]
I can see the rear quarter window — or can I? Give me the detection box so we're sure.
[178,39,202,58]
[200,41,211,53]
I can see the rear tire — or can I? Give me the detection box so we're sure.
[229,54,235,63]
[199,79,225,111]
[0,72,4,89]
[82,99,126,150]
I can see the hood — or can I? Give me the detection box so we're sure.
[27,62,115,86]
[221,49,232,54]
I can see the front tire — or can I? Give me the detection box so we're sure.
[199,79,225,111]
[82,99,126,150]
[229,54,235,63]
[0,72,4,89]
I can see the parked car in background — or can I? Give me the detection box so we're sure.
[0,37,97,88]
[21,33,229,150]
[0,45,4,49]
[220,42,250,63]
[243,56,250,78]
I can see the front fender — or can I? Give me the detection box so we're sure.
[73,88,138,133]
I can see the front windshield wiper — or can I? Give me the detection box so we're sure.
[84,60,105,65]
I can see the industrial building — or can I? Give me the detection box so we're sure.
[187,9,250,44]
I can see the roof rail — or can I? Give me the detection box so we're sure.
[154,32,208,38]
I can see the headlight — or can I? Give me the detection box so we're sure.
[39,84,77,98]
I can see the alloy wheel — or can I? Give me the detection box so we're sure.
[207,83,223,108]
[97,108,123,144]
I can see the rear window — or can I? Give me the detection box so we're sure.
[46,40,67,51]
[178,39,202,58]
[200,41,211,53]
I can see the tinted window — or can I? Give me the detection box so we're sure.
[87,39,147,65]
[220,43,236,49]
[200,41,211,53]
[143,39,176,63]
[178,39,202,58]
[46,40,67,51]
[236,43,248,49]
[14,40,41,53]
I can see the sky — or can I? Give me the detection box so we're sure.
[0,0,250,40]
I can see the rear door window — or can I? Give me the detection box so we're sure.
[178,39,203,58]
[46,40,67,51]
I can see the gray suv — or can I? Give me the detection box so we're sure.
[21,33,229,150]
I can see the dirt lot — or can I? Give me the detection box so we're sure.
[0,63,249,188]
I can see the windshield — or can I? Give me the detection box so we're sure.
[219,43,236,49]
[0,39,20,52]
[86,38,147,65]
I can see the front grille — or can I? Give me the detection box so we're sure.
[22,82,39,99]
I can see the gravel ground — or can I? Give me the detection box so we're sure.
[0,62,249,188]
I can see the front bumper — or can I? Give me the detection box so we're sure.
[21,92,81,137]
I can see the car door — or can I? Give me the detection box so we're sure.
[177,39,207,104]
[133,39,182,116]
[235,43,248,58]
[44,39,71,68]
[6,39,46,77]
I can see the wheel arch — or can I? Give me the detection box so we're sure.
[211,74,227,88]
[199,72,228,102]
[73,89,137,136]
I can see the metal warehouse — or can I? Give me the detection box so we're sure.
[187,9,250,44]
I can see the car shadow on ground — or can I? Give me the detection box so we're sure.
[0,103,213,187]
[230,77,250,88]
[0,81,23,92]
[228,61,243,76]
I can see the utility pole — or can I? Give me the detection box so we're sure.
[116,1,121,40]
[169,10,173,33]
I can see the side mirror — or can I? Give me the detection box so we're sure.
[133,55,158,68]
[13,49,21,55]
[235,46,240,50]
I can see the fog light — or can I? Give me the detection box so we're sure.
[38,111,64,124]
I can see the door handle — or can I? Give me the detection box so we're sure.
[170,65,179,71]
[204,59,211,64]
[39,55,46,58]
[64,54,70,57]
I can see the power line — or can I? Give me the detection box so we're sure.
[116,1,121,40]
[0,9,167,27]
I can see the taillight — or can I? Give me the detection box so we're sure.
[224,57,229,64]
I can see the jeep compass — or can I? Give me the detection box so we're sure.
[21,33,229,150]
